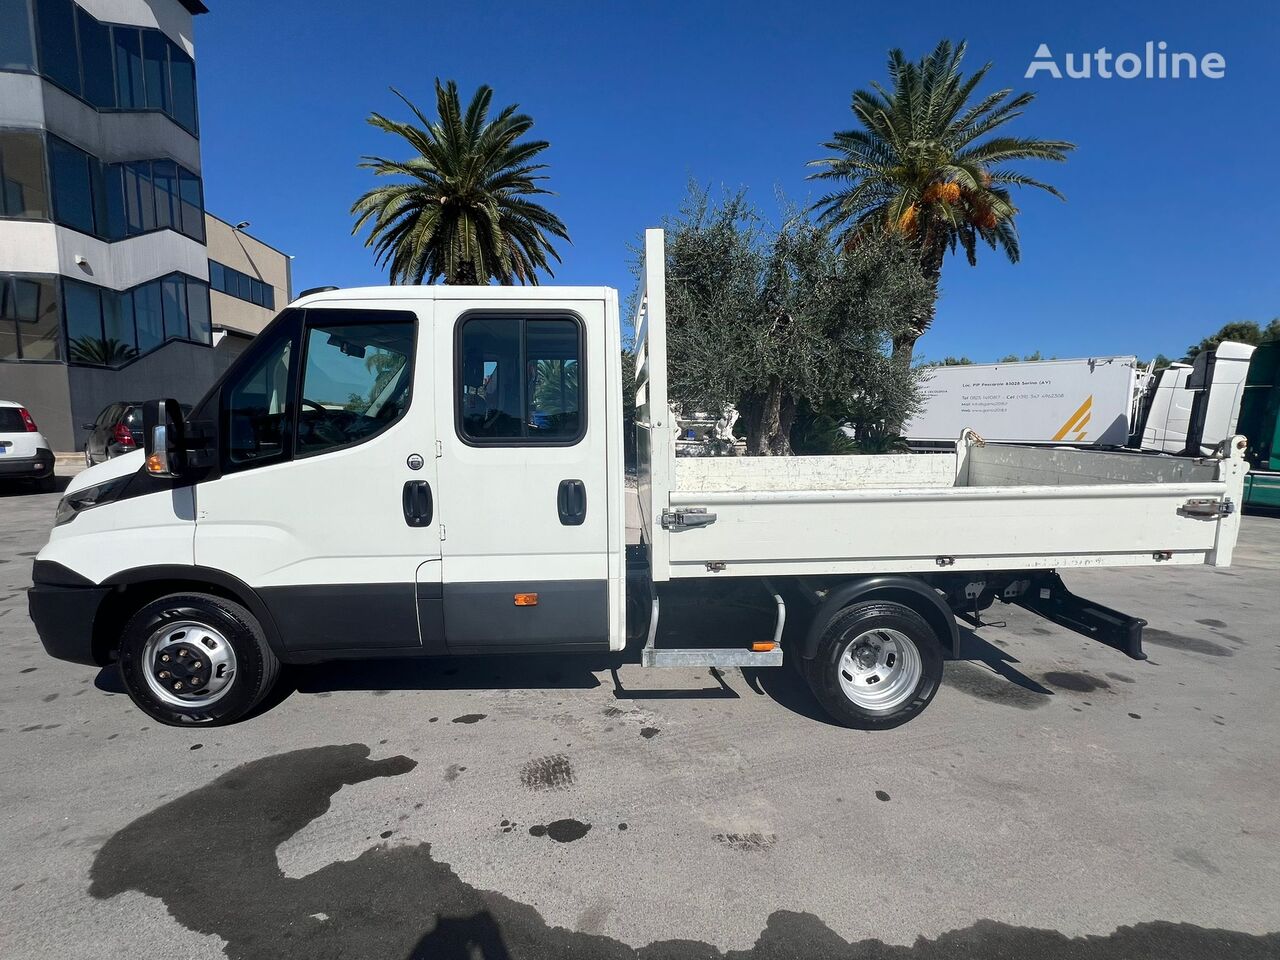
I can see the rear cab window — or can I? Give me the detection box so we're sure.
[455,313,584,446]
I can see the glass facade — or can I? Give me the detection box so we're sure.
[2,129,205,240]
[16,0,200,135]
[0,0,36,73]
[0,274,60,361]
[0,131,48,219]
[62,272,211,368]
[210,259,276,310]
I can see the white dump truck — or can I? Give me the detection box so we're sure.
[29,230,1248,730]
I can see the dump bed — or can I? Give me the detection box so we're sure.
[632,229,1247,582]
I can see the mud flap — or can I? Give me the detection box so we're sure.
[1013,572,1147,660]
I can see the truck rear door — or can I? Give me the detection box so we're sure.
[433,298,611,652]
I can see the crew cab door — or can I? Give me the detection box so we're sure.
[433,299,611,651]
[193,301,441,654]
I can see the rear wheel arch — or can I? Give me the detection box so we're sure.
[93,566,284,663]
[800,576,958,661]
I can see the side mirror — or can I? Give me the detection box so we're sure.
[142,399,187,478]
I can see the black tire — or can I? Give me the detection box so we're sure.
[803,600,943,730]
[117,593,280,726]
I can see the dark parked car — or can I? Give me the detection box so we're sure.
[83,401,191,466]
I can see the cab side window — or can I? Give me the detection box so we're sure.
[296,317,415,457]
[225,330,293,466]
[457,314,583,445]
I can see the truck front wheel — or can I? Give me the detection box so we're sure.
[804,601,943,729]
[117,593,280,726]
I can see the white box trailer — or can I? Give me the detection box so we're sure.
[904,356,1146,446]
[29,229,1248,732]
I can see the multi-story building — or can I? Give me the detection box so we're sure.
[0,0,290,452]
[205,211,291,366]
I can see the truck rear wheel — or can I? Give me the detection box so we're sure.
[117,593,280,726]
[804,600,943,729]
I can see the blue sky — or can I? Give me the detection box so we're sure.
[196,0,1279,364]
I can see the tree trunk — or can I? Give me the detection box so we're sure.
[770,393,796,455]
[749,377,783,455]
[885,248,944,433]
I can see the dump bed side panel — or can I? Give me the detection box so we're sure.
[664,439,1248,578]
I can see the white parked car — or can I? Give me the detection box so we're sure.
[0,400,56,492]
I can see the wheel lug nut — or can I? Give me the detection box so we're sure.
[178,649,188,658]
[192,661,201,670]
[173,681,184,690]
[159,671,170,679]
[161,654,170,662]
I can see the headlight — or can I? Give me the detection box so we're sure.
[55,475,132,526]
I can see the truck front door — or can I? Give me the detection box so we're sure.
[433,299,612,652]
[193,302,442,654]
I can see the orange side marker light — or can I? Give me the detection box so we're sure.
[513,593,539,606]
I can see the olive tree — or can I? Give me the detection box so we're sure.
[645,186,931,455]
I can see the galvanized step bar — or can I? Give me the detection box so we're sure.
[641,584,786,668]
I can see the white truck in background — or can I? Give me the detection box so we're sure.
[904,356,1148,448]
[1137,342,1257,456]
[28,230,1250,732]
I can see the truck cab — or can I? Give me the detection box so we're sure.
[31,286,628,723]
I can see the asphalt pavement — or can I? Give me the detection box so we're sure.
[1,475,1278,959]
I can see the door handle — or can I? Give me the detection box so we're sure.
[557,479,586,526]
[403,480,433,527]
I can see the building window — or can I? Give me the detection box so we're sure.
[112,26,142,109]
[209,259,276,310]
[75,5,113,108]
[44,136,204,242]
[48,135,95,234]
[101,284,135,355]
[62,272,210,367]
[0,131,48,219]
[142,29,168,113]
[168,43,197,133]
[186,277,211,343]
[134,279,162,352]
[178,168,203,241]
[14,1,199,136]
[151,159,178,231]
[0,274,61,361]
[0,0,36,73]
[63,278,104,363]
[34,0,80,96]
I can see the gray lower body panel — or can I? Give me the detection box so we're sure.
[443,579,608,651]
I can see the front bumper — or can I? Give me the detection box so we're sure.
[28,562,111,666]
[0,447,54,479]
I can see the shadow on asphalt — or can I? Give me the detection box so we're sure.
[954,627,1055,696]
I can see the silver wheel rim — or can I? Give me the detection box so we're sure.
[837,627,922,714]
[141,620,237,708]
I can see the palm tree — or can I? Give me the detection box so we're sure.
[808,40,1074,364]
[351,80,570,285]
[70,337,139,367]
